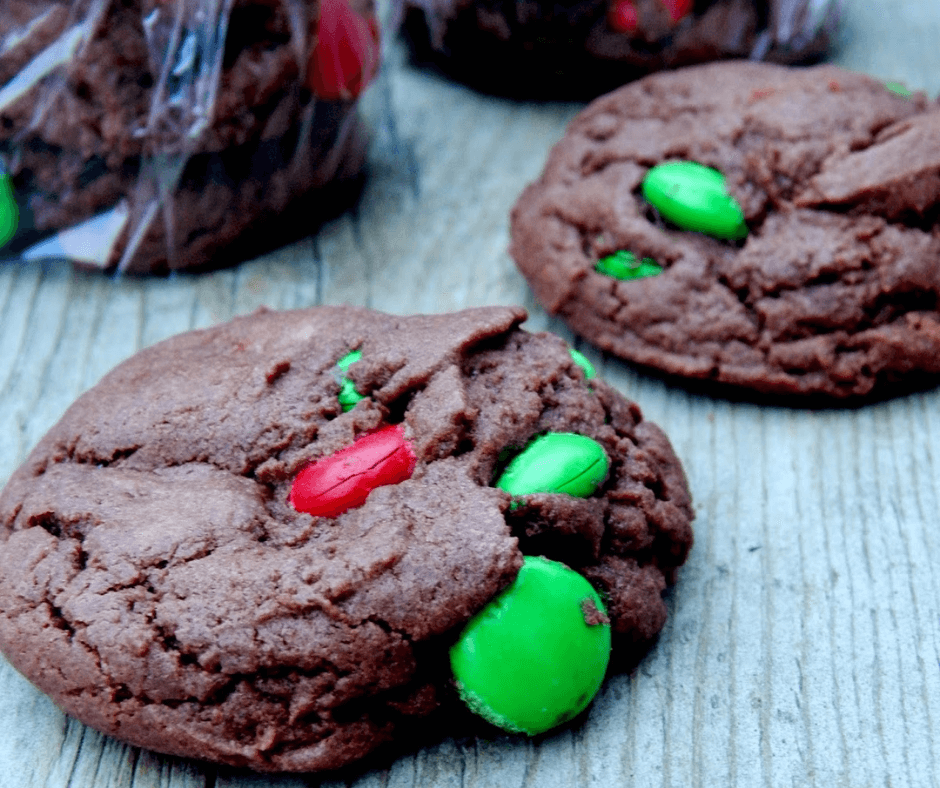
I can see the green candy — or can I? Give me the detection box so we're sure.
[0,175,18,249]
[336,349,364,411]
[884,80,913,98]
[450,556,611,735]
[568,348,596,380]
[595,250,662,280]
[496,433,609,499]
[642,161,747,240]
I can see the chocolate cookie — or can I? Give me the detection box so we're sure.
[0,0,379,273]
[399,0,839,99]
[510,62,940,399]
[0,305,693,772]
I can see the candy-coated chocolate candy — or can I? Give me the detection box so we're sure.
[595,250,662,280]
[308,0,380,101]
[336,349,364,412]
[606,0,639,34]
[661,0,693,24]
[568,348,596,380]
[289,425,416,517]
[496,433,609,499]
[608,0,690,33]
[450,556,611,735]
[884,80,912,98]
[642,161,748,240]
[0,175,18,248]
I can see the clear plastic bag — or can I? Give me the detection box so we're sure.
[399,0,843,99]
[0,0,379,273]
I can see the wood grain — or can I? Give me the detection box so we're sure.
[1,0,939,786]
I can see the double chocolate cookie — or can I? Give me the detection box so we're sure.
[511,62,940,398]
[399,0,839,99]
[0,0,378,273]
[0,305,693,772]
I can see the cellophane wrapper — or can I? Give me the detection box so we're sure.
[399,0,843,99]
[0,0,377,273]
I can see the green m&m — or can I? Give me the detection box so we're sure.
[568,347,597,380]
[0,175,18,248]
[450,556,612,735]
[642,161,747,240]
[496,432,609,499]
[336,349,364,411]
[884,80,913,98]
[595,249,662,280]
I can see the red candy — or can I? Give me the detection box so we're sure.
[661,0,692,24]
[289,425,416,518]
[607,0,639,33]
[607,0,691,33]
[308,0,380,101]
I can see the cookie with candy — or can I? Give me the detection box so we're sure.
[0,305,693,771]
[511,61,940,399]
[0,0,379,273]
[398,0,840,99]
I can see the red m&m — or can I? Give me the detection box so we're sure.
[662,0,693,24]
[607,0,639,34]
[289,425,416,517]
[607,0,692,34]
[307,0,380,100]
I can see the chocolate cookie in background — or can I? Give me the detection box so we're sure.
[397,0,840,99]
[510,61,940,400]
[0,0,379,274]
[0,305,693,772]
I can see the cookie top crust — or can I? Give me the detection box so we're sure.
[510,61,940,398]
[0,305,693,772]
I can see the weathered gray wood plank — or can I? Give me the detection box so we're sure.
[2,0,940,786]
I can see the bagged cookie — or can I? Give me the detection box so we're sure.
[0,0,379,273]
[399,0,841,98]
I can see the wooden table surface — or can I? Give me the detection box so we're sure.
[2,2,940,786]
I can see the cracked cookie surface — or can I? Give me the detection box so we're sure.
[510,62,940,398]
[0,305,693,772]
